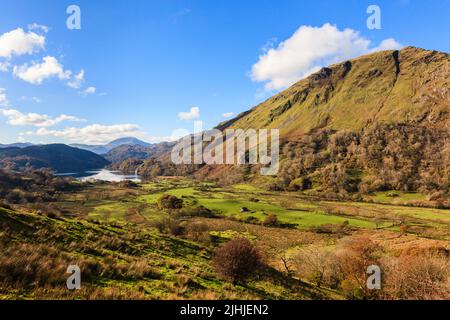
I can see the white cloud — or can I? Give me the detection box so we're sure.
[0,108,84,127]
[31,97,41,103]
[0,89,8,106]
[80,86,96,96]
[14,57,88,89]
[251,23,402,91]
[28,23,50,34]
[28,124,143,144]
[373,38,402,52]
[1,27,89,90]
[21,126,178,144]
[0,28,45,58]
[178,107,200,120]
[222,112,234,118]
[13,56,72,85]
[67,69,85,89]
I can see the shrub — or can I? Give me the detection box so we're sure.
[157,194,183,210]
[152,218,185,236]
[293,245,341,288]
[427,190,447,202]
[152,219,167,233]
[186,222,210,242]
[262,214,279,227]
[5,190,25,204]
[381,253,449,300]
[244,216,260,224]
[169,220,186,236]
[179,205,214,217]
[335,236,383,299]
[312,224,334,234]
[213,238,261,283]
[336,220,350,234]
[289,177,312,191]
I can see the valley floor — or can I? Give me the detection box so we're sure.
[1,178,449,300]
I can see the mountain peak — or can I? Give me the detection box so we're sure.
[106,137,151,148]
[223,47,449,138]
[70,137,151,154]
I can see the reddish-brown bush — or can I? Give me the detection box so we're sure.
[213,238,261,283]
[157,194,183,210]
[262,214,280,227]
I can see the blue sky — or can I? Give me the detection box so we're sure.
[0,0,449,144]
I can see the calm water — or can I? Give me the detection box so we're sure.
[57,169,141,182]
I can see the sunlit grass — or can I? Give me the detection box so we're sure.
[366,191,427,204]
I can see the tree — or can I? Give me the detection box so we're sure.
[336,237,383,299]
[213,238,261,284]
[262,214,280,227]
[293,245,341,288]
[382,252,449,300]
[157,194,183,210]
[186,222,210,242]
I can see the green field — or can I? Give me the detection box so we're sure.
[75,181,450,236]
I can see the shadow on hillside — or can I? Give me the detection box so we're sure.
[244,265,332,300]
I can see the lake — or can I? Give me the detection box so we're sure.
[57,169,141,182]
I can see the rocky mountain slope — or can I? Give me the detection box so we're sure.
[218,47,449,138]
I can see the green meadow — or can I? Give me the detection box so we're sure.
[68,181,449,237]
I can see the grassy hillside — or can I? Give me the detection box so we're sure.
[220,47,449,136]
[0,202,333,300]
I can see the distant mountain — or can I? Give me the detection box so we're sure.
[70,137,151,154]
[104,142,174,163]
[70,144,109,155]
[0,142,33,149]
[106,137,151,149]
[0,144,109,173]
